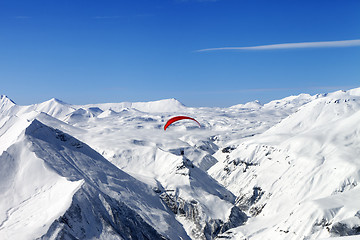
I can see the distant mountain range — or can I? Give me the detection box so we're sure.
[0,88,359,239]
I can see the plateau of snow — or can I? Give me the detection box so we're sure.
[0,88,359,240]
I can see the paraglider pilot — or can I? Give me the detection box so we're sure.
[180,148,184,156]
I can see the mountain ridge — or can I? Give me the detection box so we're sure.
[1,87,360,239]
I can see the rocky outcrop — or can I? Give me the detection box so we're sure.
[40,184,167,240]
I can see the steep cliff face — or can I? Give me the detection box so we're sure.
[40,185,166,240]
[141,148,244,239]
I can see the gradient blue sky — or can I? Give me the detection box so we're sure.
[1,0,359,107]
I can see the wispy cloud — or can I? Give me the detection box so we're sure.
[196,39,360,52]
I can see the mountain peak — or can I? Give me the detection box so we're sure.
[132,98,185,112]
[21,119,189,239]
[0,95,16,114]
[34,98,75,119]
[168,98,185,105]
[347,87,360,96]
[25,119,48,137]
[145,98,185,107]
[0,95,16,105]
[46,98,69,105]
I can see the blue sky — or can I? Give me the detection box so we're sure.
[1,0,359,107]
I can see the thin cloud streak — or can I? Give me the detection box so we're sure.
[196,39,360,52]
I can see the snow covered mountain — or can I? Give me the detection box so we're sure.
[0,89,359,239]
[209,89,360,239]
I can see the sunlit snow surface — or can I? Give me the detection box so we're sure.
[0,90,360,239]
[0,139,83,240]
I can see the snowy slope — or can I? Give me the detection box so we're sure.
[31,98,76,119]
[0,118,189,239]
[79,98,186,113]
[0,138,83,240]
[209,88,360,239]
[0,97,76,122]
[0,95,16,115]
[230,100,263,109]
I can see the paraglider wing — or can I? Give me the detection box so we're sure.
[164,116,201,131]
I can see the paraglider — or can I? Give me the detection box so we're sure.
[164,116,201,131]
